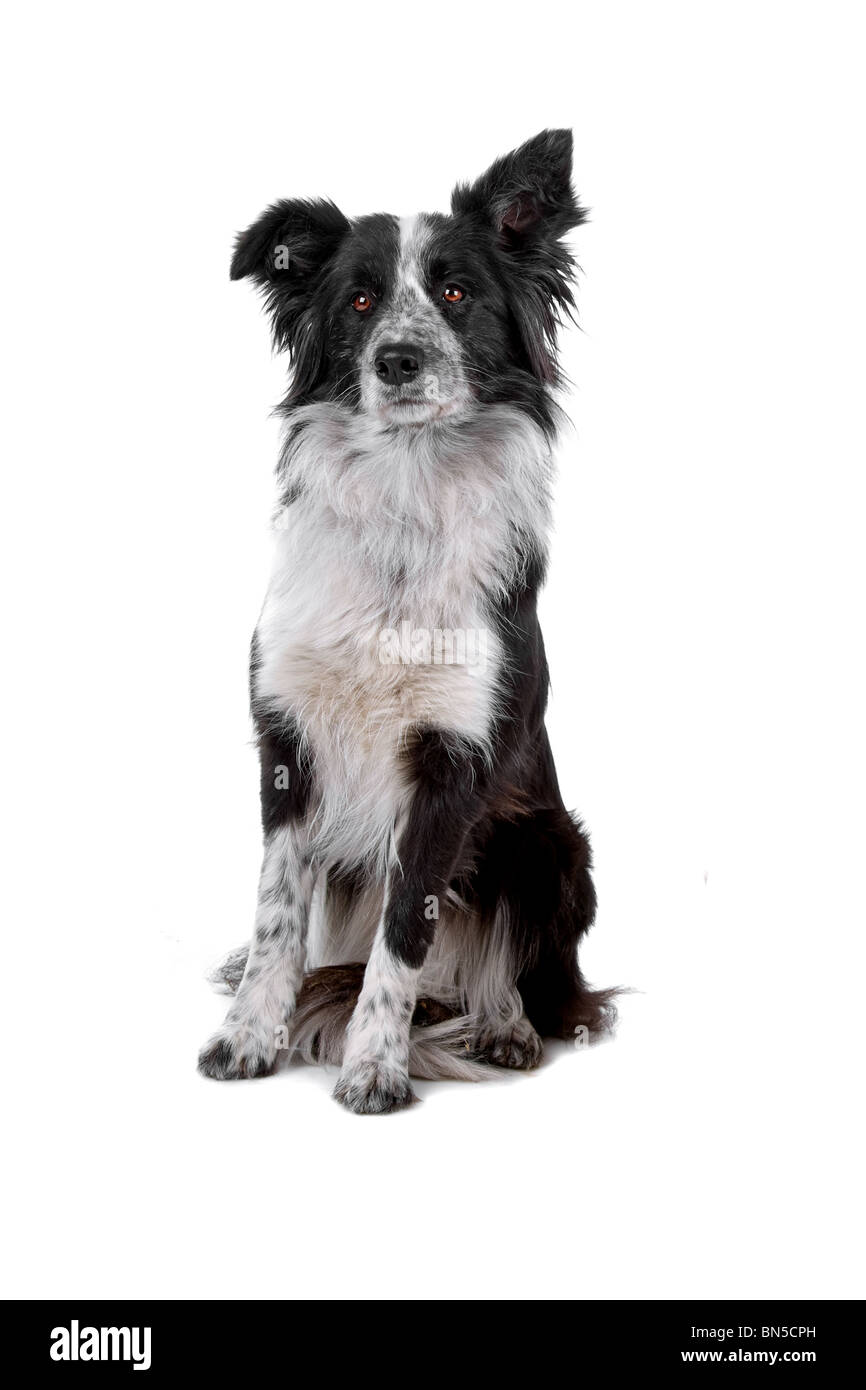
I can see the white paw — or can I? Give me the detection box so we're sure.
[332,1060,417,1115]
[197,1020,281,1080]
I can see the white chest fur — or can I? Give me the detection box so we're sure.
[253,404,552,870]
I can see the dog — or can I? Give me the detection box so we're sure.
[198,129,616,1113]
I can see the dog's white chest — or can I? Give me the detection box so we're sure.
[254,508,501,867]
[250,406,550,867]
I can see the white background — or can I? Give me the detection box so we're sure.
[2,1,864,1301]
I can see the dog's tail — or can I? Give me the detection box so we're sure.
[207,951,491,1082]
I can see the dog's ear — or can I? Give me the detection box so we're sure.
[451,130,586,381]
[230,198,350,355]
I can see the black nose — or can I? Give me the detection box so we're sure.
[375,343,424,386]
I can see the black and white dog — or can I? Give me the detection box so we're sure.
[199,130,615,1113]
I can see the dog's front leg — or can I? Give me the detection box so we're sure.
[198,715,315,1080]
[198,823,314,1078]
[333,730,481,1114]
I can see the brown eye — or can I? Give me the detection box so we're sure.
[443,285,465,303]
[352,291,374,313]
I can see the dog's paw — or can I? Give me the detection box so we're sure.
[332,1061,417,1115]
[197,1022,279,1080]
[475,1016,543,1070]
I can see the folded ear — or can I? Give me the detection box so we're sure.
[451,130,586,381]
[230,198,350,353]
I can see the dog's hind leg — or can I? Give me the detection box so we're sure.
[427,902,544,1069]
[475,805,617,1045]
[462,924,543,1070]
[473,993,544,1070]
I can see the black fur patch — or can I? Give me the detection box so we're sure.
[385,728,487,968]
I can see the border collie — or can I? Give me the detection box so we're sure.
[198,129,616,1113]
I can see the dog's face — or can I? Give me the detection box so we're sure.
[231,130,585,432]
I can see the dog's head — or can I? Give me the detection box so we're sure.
[231,130,585,432]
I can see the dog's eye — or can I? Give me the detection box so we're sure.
[442,285,465,303]
[351,291,374,313]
